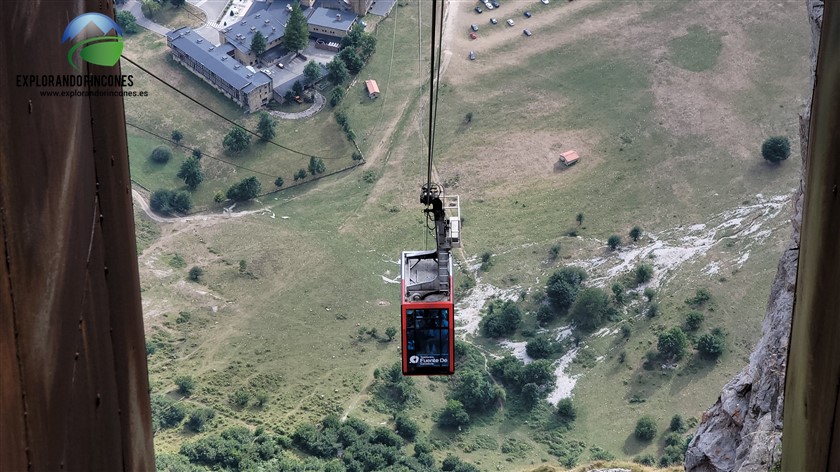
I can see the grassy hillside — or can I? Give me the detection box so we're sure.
[130,0,809,470]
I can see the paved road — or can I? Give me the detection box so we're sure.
[267,91,325,120]
[121,0,169,36]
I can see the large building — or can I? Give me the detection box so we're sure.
[219,9,289,65]
[166,27,274,113]
[307,8,358,39]
[348,0,374,16]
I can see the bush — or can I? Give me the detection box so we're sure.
[643,287,656,301]
[548,243,561,261]
[231,389,251,407]
[352,151,363,161]
[226,176,261,201]
[635,263,654,284]
[570,287,613,331]
[686,311,705,331]
[607,235,621,251]
[192,148,202,159]
[480,299,521,338]
[150,189,191,215]
[394,414,419,440]
[634,415,657,441]
[171,130,183,143]
[479,251,493,272]
[151,395,187,431]
[330,87,345,107]
[175,375,195,396]
[698,330,726,359]
[686,288,712,307]
[611,282,625,304]
[452,369,502,412]
[621,324,632,338]
[670,414,687,433]
[761,136,791,163]
[525,337,555,359]
[646,302,659,318]
[186,407,214,432]
[150,145,172,163]
[438,400,470,428]
[634,454,657,466]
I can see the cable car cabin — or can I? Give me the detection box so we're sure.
[401,249,454,375]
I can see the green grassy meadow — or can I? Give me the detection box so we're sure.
[131,0,809,469]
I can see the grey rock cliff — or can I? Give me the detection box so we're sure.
[684,1,824,471]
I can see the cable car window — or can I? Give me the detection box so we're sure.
[404,309,450,372]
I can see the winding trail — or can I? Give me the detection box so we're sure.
[267,92,326,120]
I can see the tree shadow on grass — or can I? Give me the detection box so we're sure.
[623,432,652,456]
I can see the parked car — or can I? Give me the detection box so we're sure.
[471,24,479,32]
[491,0,500,7]
[469,32,477,39]
[506,18,514,26]
[484,1,494,10]
[523,29,532,36]
[469,51,476,60]
[490,17,498,24]
[475,6,483,13]
[524,10,532,17]
[541,0,549,4]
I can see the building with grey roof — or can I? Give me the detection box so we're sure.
[219,8,290,66]
[167,27,274,113]
[307,7,357,39]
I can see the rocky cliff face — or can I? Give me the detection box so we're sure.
[684,2,824,471]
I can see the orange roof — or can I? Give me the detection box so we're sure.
[560,150,580,163]
[365,79,380,94]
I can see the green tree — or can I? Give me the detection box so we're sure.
[670,414,687,433]
[292,80,304,97]
[170,0,186,7]
[556,398,577,424]
[545,266,588,313]
[177,157,203,190]
[150,189,175,214]
[337,47,364,74]
[171,191,192,213]
[192,148,202,159]
[358,33,377,59]
[548,243,561,261]
[222,127,251,153]
[607,235,621,251]
[394,414,419,440]
[304,60,321,84]
[188,266,203,282]
[330,87,345,107]
[226,176,261,201]
[256,112,276,141]
[643,287,656,301]
[151,395,187,431]
[115,10,138,34]
[635,263,654,284]
[685,311,705,331]
[274,176,284,187]
[385,326,397,341]
[213,190,225,205]
[251,30,267,56]
[452,369,502,412]
[150,145,172,163]
[171,129,183,143]
[294,168,308,181]
[576,212,584,226]
[761,136,791,164]
[283,2,309,52]
[140,0,162,18]
[570,287,612,331]
[525,337,555,359]
[634,416,657,441]
[698,330,726,359]
[438,400,470,428]
[629,226,643,242]
[175,375,196,396]
[686,287,712,307]
[308,156,326,175]
[657,326,688,360]
[327,58,350,85]
[611,282,625,304]
[480,300,521,338]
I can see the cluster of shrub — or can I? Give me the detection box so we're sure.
[633,414,694,467]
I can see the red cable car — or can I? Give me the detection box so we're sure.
[401,188,461,375]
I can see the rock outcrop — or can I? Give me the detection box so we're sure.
[684,1,824,471]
